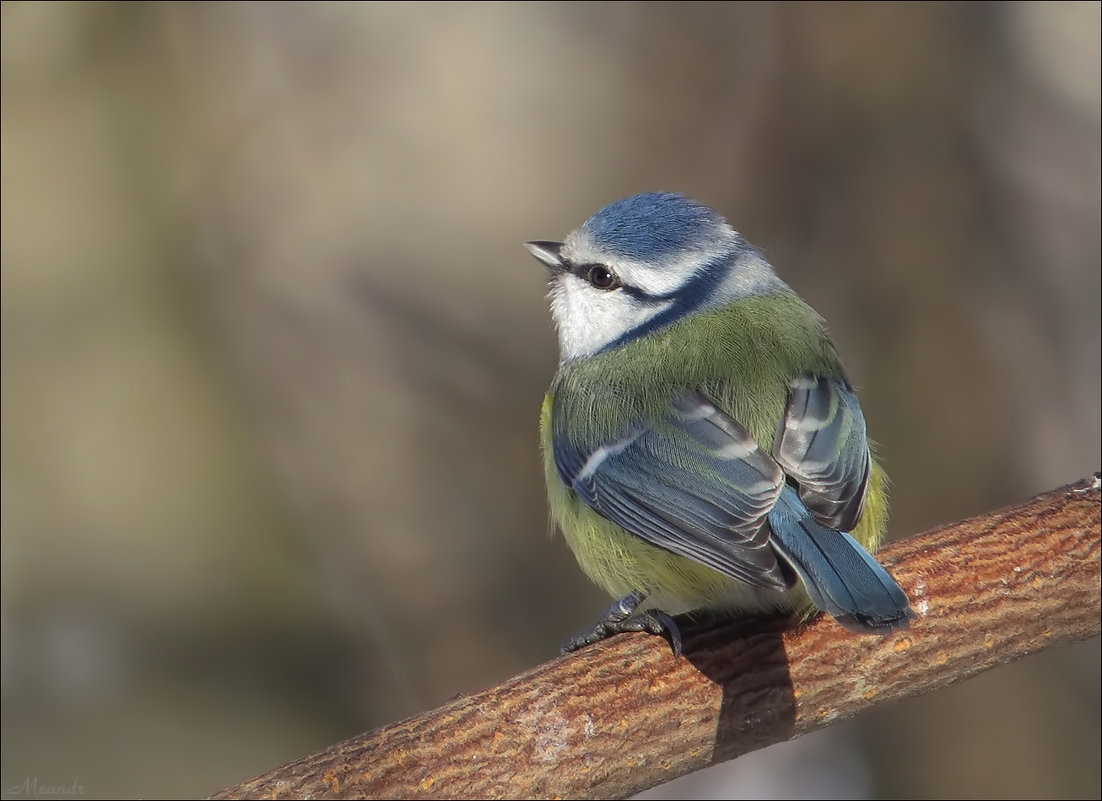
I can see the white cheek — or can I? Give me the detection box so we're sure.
[549,277,662,363]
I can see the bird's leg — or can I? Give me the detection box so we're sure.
[561,589,682,657]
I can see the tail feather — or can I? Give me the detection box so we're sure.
[768,489,913,632]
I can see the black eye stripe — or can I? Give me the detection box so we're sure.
[599,254,736,353]
[561,258,711,305]
[567,261,621,291]
[619,284,665,303]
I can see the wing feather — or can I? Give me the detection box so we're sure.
[554,391,789,590]
[773,375,871,532]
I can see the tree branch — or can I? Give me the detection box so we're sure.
[210,473,1101,800]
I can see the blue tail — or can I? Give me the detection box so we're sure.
[768,488,913,632]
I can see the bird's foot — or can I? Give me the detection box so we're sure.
[562,590,682,657]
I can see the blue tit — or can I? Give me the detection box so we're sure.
[525,192,913,655]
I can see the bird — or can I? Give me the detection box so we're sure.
[524,192,914,656]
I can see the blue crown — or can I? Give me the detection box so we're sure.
[581,192,725,261]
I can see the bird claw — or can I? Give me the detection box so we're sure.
[562,592,682,657]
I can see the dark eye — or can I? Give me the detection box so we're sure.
[586,265,619,290]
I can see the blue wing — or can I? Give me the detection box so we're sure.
[773,375,870,532]
[554,377,913,632]
[767,375,911,630]
[554,390,790,590]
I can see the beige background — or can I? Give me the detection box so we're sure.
[2,3,1099,798]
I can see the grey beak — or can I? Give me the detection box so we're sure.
[524,240,566,272]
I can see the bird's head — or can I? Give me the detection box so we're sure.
[525,192,786,363]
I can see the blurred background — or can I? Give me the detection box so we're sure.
[2,2,1099,798]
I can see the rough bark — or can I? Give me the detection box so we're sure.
[210,473,1101,800]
